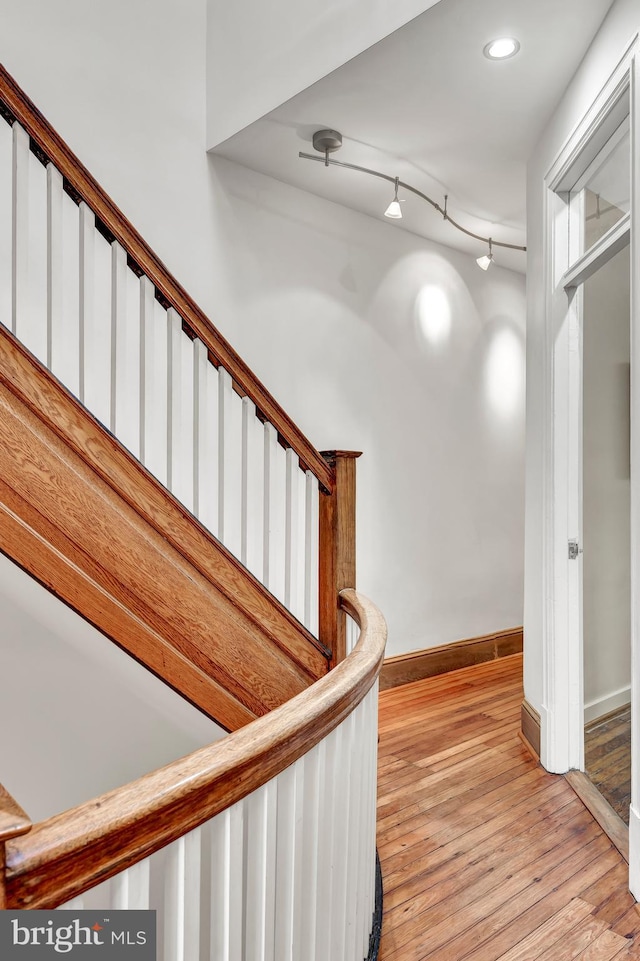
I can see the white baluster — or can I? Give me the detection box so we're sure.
[304,471,320,635]
[244,780,277,961]
[299,746,321,961]
[166,309,194,510]
[11,122,29,338]
[241,397,264,576]
[85,222,112,427]
[46,163,63,372]
[194,339,219,535]
[111,242,140,457]
[274,760,304,961]
[218,367,242,558]
[346,616,358,656]
[357,691,372,959]
[330,715,352,961]
[112,858,150,910]
[370,686,380,914]
[164,828,201,961]
[24,147,48,362]
[54,184,80,395]
[210,803,245,961]
[0,117,12,328]
[314,738,330,961]
[139,278,168,485]
[167,308,182,497]
[110,242,126,434]
[78,201,94,407]
[346,700,364,961]
[285,449,305,621]
[263,423,286,603]
[363,687,378,946]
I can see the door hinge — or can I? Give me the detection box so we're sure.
[568,539,582,560]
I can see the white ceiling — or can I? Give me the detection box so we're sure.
[215,0,616,273]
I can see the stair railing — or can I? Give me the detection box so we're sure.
[0,64,357,663]
[1,590,386,961]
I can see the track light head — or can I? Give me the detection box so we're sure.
[384,177,403,219]
[476,239,494,270]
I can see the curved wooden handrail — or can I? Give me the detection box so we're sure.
[4,590,386,909]
[0,63,333,494]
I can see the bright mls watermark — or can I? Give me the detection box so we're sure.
[0,910,156,959]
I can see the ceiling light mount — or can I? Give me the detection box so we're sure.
[483,37,520,60]
[312,128,343,166]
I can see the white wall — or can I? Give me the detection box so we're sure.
[0,553,224,823]
[524,0,639,713]
[583,246,631,722]
[210,159,526,655]
[0,0,525,660]
[206,0,444,148]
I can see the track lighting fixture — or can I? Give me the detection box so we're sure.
[300,130,526,269]
[476,240,494,271]
[384,178,403,219]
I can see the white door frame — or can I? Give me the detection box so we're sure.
[541,37,640,895]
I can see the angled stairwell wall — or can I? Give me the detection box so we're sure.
[0,551,225,822]
[206,0,446,148]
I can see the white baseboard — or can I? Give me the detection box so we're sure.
[629,806,640,900]
[584,685,631,725]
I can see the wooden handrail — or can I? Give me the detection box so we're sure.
[0,63,334,495]
[4,590,386,910]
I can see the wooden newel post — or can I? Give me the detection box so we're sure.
[319,450,362,668]
[0,784,31,909]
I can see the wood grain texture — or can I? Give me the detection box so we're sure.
[380,627,523,690]
[585,706,631,826]
[521,698,541,760]
[377,655,640,961]
[319,451,360,666]
[0,63,333,494]
[0,325,329,730]
[566,771,629,864]
[4,589,386,910]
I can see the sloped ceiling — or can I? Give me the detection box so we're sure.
[214,0,616,273]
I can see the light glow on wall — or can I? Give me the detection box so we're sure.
[484,326,523,419]
[416,284,452,347]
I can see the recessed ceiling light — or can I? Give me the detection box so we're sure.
[483,37,520,60]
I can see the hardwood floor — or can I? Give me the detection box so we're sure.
[585,707,631,826]
[377,654,640,960]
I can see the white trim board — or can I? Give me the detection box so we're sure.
[541,39,638,775]
[584,686,631,725]
[630,806,640,900]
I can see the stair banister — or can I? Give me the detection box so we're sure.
[0,64,332,494]
[0,64,363,663]
[2,590,386,961]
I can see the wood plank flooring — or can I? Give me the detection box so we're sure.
[585,707,631,825]
[377,654,640,960]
